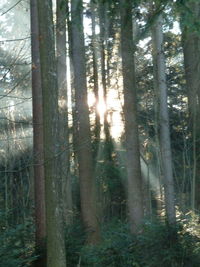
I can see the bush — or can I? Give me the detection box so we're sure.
[0,220,36,267]
[65,220,86,266]
[79,219,200,267]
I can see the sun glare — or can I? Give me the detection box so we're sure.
[97,100,107,118]
[87,87,124,141]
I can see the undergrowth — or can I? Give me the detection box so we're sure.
[0,218,36,267]
[1,211,200,267]
[65,213,200,267]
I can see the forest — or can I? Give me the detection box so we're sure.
[1,0,200,266]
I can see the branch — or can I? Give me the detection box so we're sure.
[1,0,23,16]
[0,36,30,43]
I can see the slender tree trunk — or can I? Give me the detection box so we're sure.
[120,0,144,234]
[98,1,115,220]
[91,0,101,158]
[30,0,46,265]
[152,25,164,218]
[67,4,79,182]
[152,14,176,225]
[37,0,66,266]
[56,0,73,225]
[98,1,112,156]
[71,0,100,244]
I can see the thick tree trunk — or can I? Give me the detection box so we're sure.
[152,14,176,225]
[120,0,144,234]
[56,0,73,225]
[71,0,100,244]
[37,0,66,266]
[30,0,46,265]
[181,1,200,210]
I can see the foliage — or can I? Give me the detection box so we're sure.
[176,0,200,34]
[79,218,200,267]
[0,214,36,267]
[65,220,86,267]
[1,214,200,267]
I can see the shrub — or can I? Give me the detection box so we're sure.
[80,218,200,267]
[0,220,36,267]
[65,220,86,266]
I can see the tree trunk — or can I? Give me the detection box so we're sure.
[181,1,200,210]
[37,0,66,266]
[97,0,114,220]
[98,1,112,157]
[71,0,100,244]
[120,0,144,234]
[30,0,46,265]
[56,0,73,225]
[91,0,101,158]
[152,14,176,225]
[151,17,164,218]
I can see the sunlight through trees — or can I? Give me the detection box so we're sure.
[1,0,200,266]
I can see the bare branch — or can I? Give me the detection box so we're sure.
[1,0,23,16]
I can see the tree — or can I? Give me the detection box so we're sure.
[120,0,144,233]
[56,0,73,225]
[37,0,66,265]
[30,0,46,265]
[98,0,113,159]
[181,0,200,210]
[152,13,176,225]
[90,0,101,157]
[71,0,100,244]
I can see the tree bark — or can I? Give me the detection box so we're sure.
[71,0,100,244]
[152,14,176,225]
[37,0,66,266]
[120,0,144,234]
[91,0,101,158]
[30,0,46,265]
[98,1,112,158]
[56,0,73,225]
[181,0,200,210]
